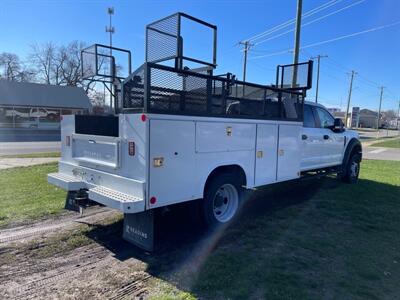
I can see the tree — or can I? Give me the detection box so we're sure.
[0,53,20,80]
[58,41,85,87]
[0,52,35,82]
[29,41,95,92]
[29,42,57,84]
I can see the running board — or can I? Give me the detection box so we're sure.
[300,167,340,181]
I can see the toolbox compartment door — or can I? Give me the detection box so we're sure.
[149,119,196,207]
[276,124,302,181]
[71,134,121,169]
[254,124,278,186]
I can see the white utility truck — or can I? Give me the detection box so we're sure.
[48,13,362,251]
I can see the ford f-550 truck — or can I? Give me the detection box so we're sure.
[48,13,361,251]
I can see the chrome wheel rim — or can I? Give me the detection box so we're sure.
[213,183,239,223]
[350,161,359,178]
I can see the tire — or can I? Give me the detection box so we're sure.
[202,173,243,228]
[342,153,361,184]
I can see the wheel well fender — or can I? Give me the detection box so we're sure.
[203,164,247,198]
[343,138,362,167]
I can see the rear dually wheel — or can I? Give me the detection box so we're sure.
[202,173,243,228]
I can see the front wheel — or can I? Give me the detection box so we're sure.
[202,173,243,228]
[342,153,361,184]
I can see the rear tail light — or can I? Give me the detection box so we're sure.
[128,141,135,156]
[65,135,71,146]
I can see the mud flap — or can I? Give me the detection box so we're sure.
[123,210,154,252]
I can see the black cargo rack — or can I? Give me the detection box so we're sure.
[121,62,311,122]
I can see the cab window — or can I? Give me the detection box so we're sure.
[303,104,317,128]
[315,107,334,128]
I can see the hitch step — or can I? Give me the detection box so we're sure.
[88,186,144,213]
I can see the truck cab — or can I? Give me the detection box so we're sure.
[301,102,360,172]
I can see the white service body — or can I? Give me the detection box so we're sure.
[48,103,359,214]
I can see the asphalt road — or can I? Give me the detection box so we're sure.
[357,129,399,140]
[0,130,60,142]
[363,145,400,161]
[0,141,61,155]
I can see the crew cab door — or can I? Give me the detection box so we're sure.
[314,106,345,167]
[301,104,324,171]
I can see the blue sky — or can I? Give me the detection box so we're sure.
[1,0,399,111]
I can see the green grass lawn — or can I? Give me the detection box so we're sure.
[0,162,66,228]
[370,138,400,148]
[0,152,61,158]
[146,160,400,299]
[179,160,400,299]
[0,160,399,299]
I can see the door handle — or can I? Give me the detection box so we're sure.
[302,134,308,140]
[323,135,329,140]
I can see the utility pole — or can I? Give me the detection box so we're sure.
[397,99,400,132]
[345,70,356,127]
[377,86,384,130]
[292,0,303,88]
[106,7,115,112]
[239,41,253,82]
[239,40,253,97]
[310,55,328,103]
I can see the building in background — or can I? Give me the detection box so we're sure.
[0,80,91,130]
[358,109,378,128]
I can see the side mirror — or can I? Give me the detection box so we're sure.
[332,118,345,132]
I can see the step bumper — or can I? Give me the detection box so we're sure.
[48,172,86,190]
[47,172,145,214]
[88,186,144,213]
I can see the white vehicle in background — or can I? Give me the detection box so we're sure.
[5,108,59,119]
[48,13,362,251]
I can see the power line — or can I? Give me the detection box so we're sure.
[254,0,365,46]
[243,0,344,43]
[303,49,398,102]
[249,20,400,60]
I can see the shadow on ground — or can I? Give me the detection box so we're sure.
[82,178,330,280]
[81,178,400,299]
[82,176,400,298]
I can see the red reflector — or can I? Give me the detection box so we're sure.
[150,197,156,204]
[66,135,70,146]
[141,114,147,122]
[128,141,135,156]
